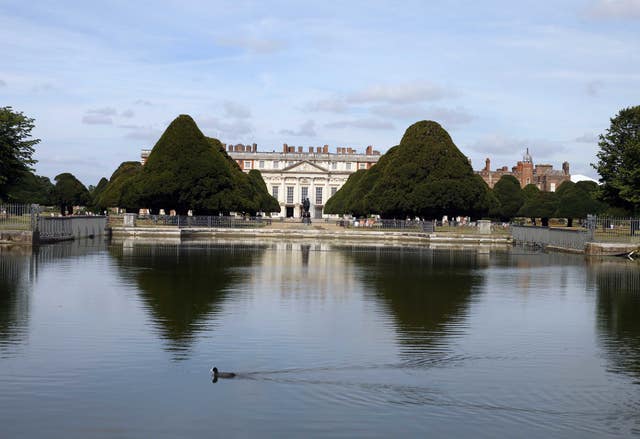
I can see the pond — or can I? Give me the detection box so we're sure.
[1,240,639,437]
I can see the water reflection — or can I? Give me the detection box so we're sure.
[340,246,485,364]
[0,240,106,356]
[0,247,33,355]
[591,260,640,383]
[109,241,266,357]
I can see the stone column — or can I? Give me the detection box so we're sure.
[477,220,491,235]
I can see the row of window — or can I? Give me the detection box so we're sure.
[271,186,338,204]
[243,160,367,170]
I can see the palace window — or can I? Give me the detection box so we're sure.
[272,186,279,200]
[550,183,556,192]
[358,163,366,170]
[259,160,265,169]
[286,186,294,204]
[301,186,308,202]
[273,161,279,169]
[316,187,323,205]
[346,162,352,170]
[332,162,337,170]
[244,161,252,169]
[331,187,337,197]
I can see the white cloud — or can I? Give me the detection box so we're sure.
[198,117,254,139]
[223,101,251,119]
[216,37,286,54]
[121,109,135,118]
[134,99,153,106]
[280,120,317,137]
[589,0,640,19]
[427,107,474,126]
[324,118,394,130]
[469,133,566,158]
[575,132,599,143]
[347,81,453,104]
[124,126,162,142]
[87,107,117,116]
[304,98,348,113]
[0,79,6,87]
[586,80,604,96]
[82,114,113,125]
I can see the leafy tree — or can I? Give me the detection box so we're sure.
[555,180,606,227]
[328,121,488,219]
[54,173,90,215]
[518,191,558,227]
[554,180,574,199]
[94,162,141,211]
[123,115,274,215]
[492,175,524,221]
[89,177,109,211]
[0,107,40,200]
[522,183,540,201]
[592,105,640,214]
[247,170,280,214]
[5,172,54,205]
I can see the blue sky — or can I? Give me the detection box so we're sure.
[1,0,639,185]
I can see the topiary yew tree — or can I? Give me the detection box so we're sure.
[123,115,275,215]
[491,175,524,221]
[328,121,488,219]
[54,173,90,215]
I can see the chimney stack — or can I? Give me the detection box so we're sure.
[283,143,288,153]
[323,145,329,153]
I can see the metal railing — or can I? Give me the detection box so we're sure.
[338,218,434,232]
[0,204,38,231]
[585,215,640,243]
[136,215,272,228]
[511,225,594,251]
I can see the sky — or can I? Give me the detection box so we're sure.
[1,0,639,186]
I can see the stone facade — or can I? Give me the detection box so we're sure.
[476,149,570,192]
[140,144,381,218]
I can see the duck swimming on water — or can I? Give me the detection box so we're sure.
[211,367,236,379]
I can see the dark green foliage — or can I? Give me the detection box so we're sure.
[95,162,141,211]
[522,183,540,201]
[518,191,558,227]
[122,115,274,215]
[54,173,90,215]
[555,180,605,227]
[492,175,525,221]
[5,172,54,205]
[326,121,489,219]
[0,107,40,200]
[592,105,640,214]
[248,170,280,214]
[554,180,574,198]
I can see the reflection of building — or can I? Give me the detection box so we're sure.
[476,149,570,191]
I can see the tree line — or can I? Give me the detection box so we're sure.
[1,105,639,221]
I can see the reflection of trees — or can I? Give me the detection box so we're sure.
[591,261,640,382]
[109,243,265,356]
[0,249,32,352]
[340,247,483,362]
[0,240,106,356]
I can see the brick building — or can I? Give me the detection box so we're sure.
[476,148,570,192]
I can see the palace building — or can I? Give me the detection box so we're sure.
[476,148,570,192]
[141,143,381,218]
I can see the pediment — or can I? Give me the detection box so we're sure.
[282,160,329,173]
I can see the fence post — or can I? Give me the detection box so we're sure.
[30,204,40,231]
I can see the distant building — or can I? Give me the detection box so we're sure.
[476,148,570,192]
[141,143,381,218]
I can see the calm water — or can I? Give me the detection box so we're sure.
[1,239,639,438]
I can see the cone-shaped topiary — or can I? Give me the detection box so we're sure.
[329,121,488,219]
[123,115,275,215]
